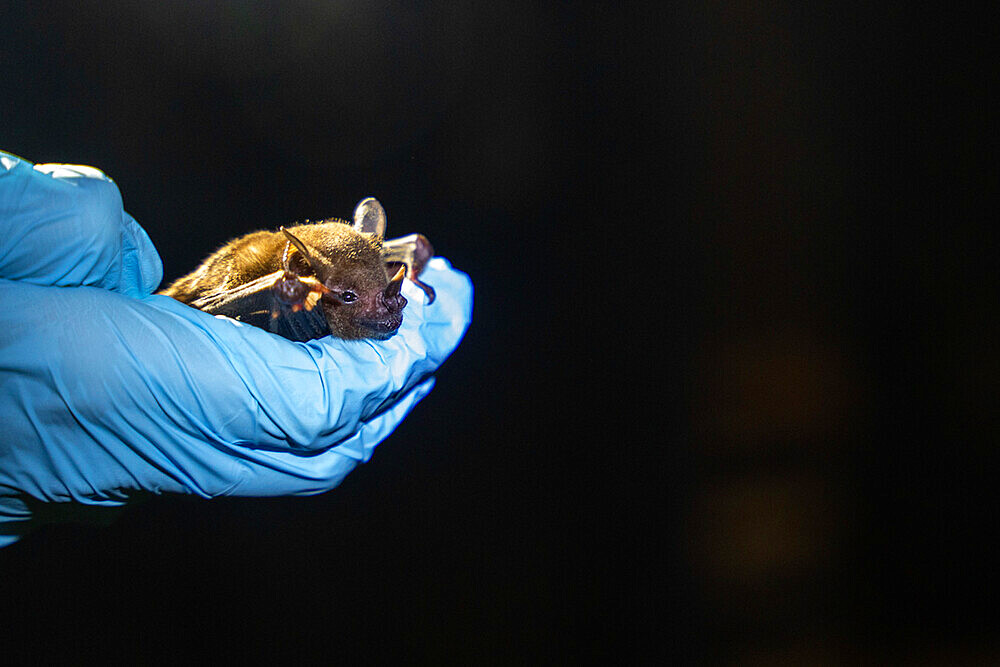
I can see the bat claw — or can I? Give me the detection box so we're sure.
[413,278,436,304]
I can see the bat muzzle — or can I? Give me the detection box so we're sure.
[359,311,404,339]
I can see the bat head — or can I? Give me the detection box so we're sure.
[282,199,408,340]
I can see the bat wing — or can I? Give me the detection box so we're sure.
[188,270,331,342]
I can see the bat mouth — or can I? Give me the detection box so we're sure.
[360,315,403,339]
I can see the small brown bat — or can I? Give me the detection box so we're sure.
[160,198,435,341]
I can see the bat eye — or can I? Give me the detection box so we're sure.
[340,291,358,303]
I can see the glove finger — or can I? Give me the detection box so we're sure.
[0,152,163,294]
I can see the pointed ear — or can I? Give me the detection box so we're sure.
[352,197,387,239]
[280,227,320,274]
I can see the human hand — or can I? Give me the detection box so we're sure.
[0,151,472,546]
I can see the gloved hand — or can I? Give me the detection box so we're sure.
[0,151,472,547]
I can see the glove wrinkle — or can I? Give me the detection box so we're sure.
[0,152,472,547]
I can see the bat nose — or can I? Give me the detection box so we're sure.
[381,292,407,313]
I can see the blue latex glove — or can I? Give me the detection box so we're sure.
[0,151,472,547]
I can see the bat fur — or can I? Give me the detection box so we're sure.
[160,199,432,341]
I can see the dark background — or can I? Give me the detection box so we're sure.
[1,2,994,663]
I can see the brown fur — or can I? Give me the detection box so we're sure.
[161,220,406,340]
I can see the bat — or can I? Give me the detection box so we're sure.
[160,198,435,341]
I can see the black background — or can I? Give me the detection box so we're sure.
[1,2,995,663]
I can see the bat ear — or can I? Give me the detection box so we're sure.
[352,197,387,239]
[281,227,320,274]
